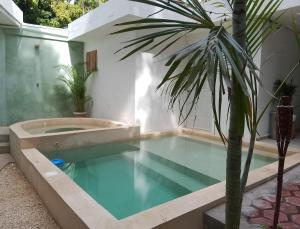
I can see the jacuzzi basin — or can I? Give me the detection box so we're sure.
[17,118,124,135]
[10,118,140,152]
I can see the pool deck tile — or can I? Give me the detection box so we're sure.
[249,217,273,226]
[280,203,298,214]
[242,206,260,218]
[285,184,299,191]
[263,209,288,222]
[285,196,300,206]
[292,190,300,197]
[282,190,293,197]
[252,199,273,210]
[291,214,300,225]
[247,181,300,228]
[262,193,276,203]
[279,222,300,229]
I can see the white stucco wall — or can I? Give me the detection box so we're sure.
[83,21,300,136]
[258,27,300,137]
[84,27,186,133]
[0,0,23,26]
[85,32,136,125]
[183,31,214,133]
[279,0,300,11]
[78,0,300,135]
[84,23,220,133]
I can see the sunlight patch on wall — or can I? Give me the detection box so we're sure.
[135,53,153,132]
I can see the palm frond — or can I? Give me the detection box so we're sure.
[246,0,283,56]
[56,63,94,112]
[112,0,282,141]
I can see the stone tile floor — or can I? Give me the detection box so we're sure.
[245,181,300,228]
[259,133,300,150]
[202,164,300,228]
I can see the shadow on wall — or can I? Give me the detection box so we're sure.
[4,29,84,125]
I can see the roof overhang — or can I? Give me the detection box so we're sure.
[0,0,23,27]
[0,0,298,42]
[278,0,300,11]
[276,4,300,30]
[67,0,226,42]
[68,0,300,42]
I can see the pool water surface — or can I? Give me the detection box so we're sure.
[44,136,276,219]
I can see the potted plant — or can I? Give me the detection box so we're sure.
[269,79,297,139]
[57,64,94,117]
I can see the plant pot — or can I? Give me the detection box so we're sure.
[73,112,88,118]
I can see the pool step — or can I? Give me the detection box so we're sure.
[139,155,204,192]
[0,127,9,134]
[124,151,218,192]
[0,127,10,154]
[0,127,9,142]
[0,143,10,154]
[0,134,9,143]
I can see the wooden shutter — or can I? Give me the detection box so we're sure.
[86,50,97,72]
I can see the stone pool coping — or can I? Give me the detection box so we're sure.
[10,118,140,152]
[10,128,300,229]
[10,118,128,139]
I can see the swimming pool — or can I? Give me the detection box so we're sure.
[45,135,276,220]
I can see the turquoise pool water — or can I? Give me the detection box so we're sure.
[45,136,276,219]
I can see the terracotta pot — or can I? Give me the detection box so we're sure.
[73,112,88,118]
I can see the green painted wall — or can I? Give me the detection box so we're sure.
[0,27,84,125]
[0,30,7,125]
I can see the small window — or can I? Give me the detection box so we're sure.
[86,50,97,72]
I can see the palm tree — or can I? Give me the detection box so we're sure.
[57,64,93,114]
[112,0,282,228]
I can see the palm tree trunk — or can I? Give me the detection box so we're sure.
[241,131,256,195]
[226,80,244,229]
[225,0,247,228]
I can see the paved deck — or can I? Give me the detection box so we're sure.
[245,178,300,228]
[205,165,300,229]
[0,161,59,229]
[258,133,300,149]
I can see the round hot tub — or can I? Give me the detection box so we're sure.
[44,127,85,134]
[13,118,125,135]
[10,118,140,152]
